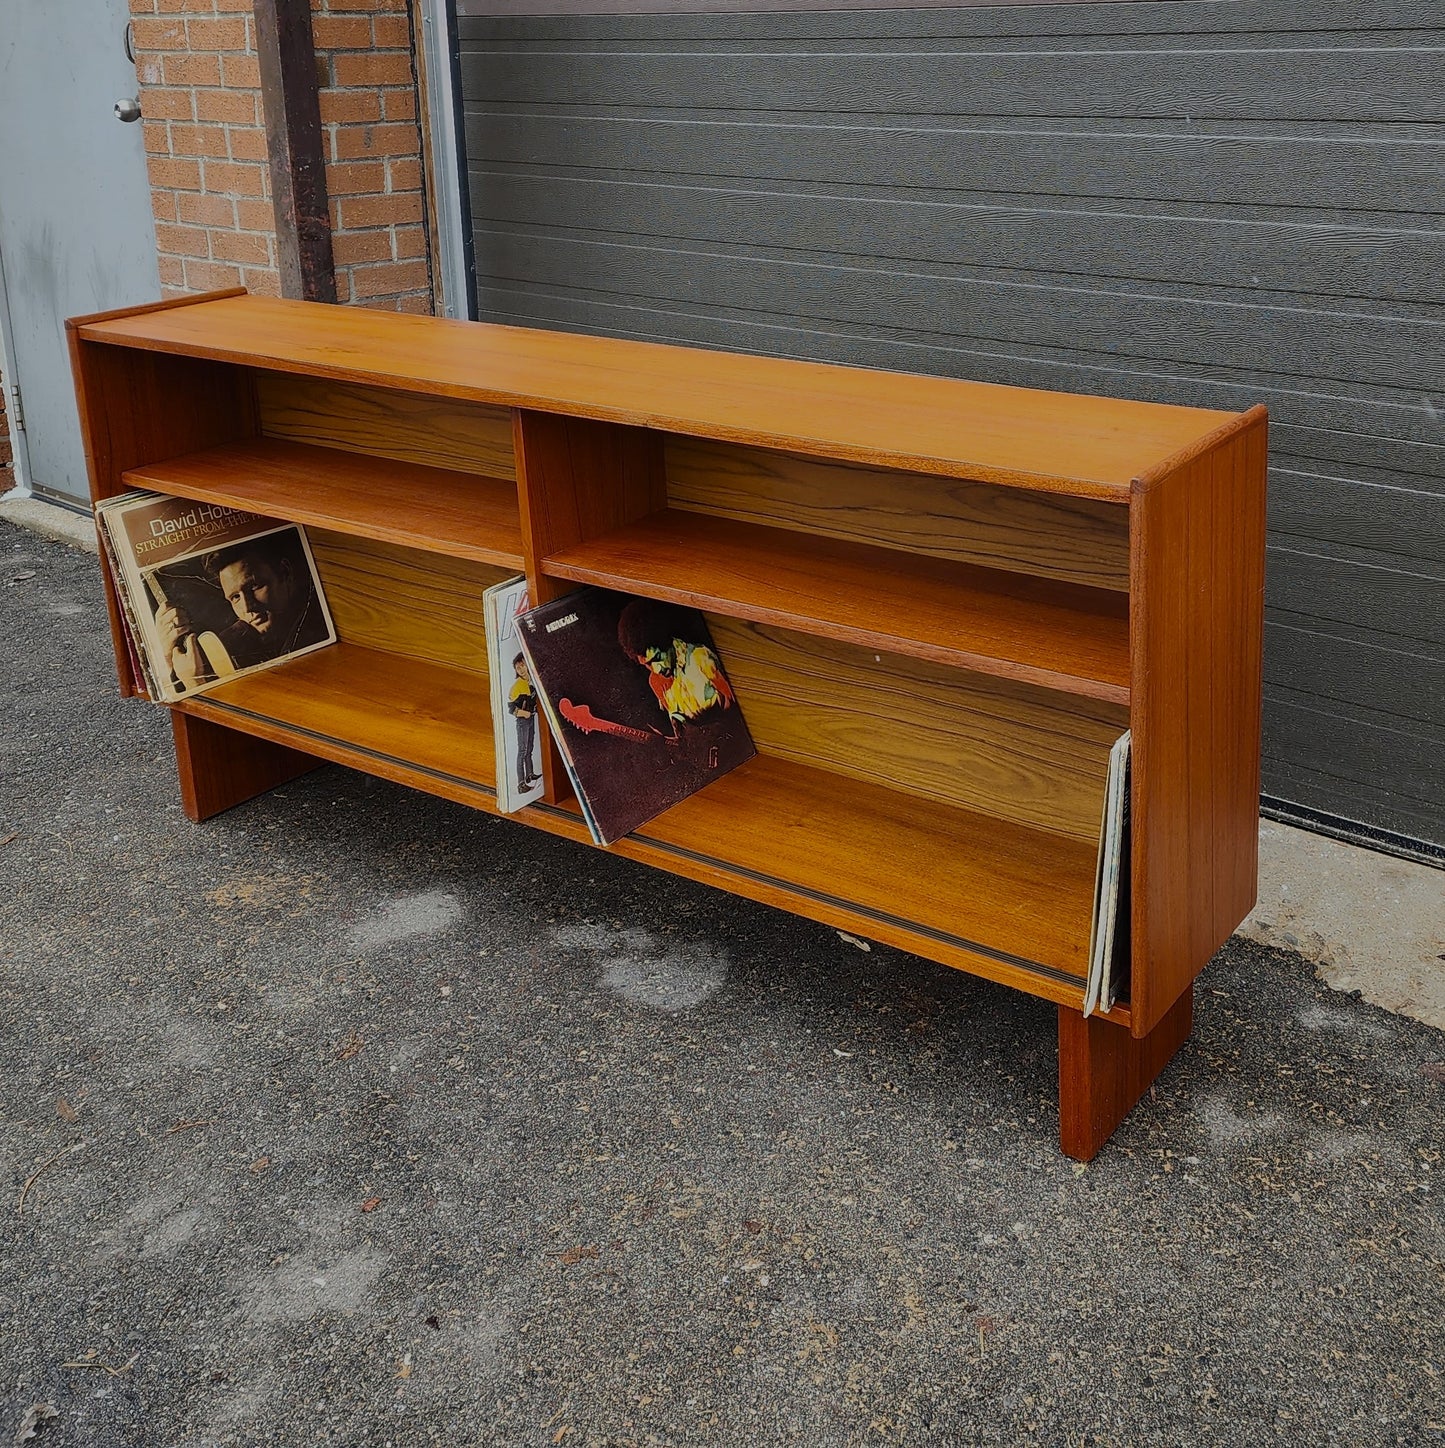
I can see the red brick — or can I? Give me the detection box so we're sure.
[202,160,267,197]
[221,54,261,88]
[332,229,394,265]
[338,192,421,228]
[142,121,171,156]
[396,292,436,315]
[393,224,428,260]
[236,198,277,231]
[319,90,382,125]
[157,255,186,289]
[351,259,429,299]
[155,223,211,259]
[185,16,248,50]
[130,16,188,50]
[387,158,421,192]
[325,160,386,195]
[156,0,219,12]
[178,192,236,226]
[146,155,202,190]
[311,15,372,48]
[184,258,244,291]
[171,123,231,158]
[381,89,416,123]
[215,0,253,10]
[335,272,352,302]
[316,0,404,9]
[370,14,411,47]
[162,53,222,87]
[241,267,282,297]
[151,190,179,223]
[141,86,196,121]
[211,230,272,266]
[332,123,419,161]
[195,88,257,124]
[227,127,269,162]
[332,52,412,87]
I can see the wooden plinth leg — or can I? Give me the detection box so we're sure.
[1058,987,1193,1161]
[170,710,321,822]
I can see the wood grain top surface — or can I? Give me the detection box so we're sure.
[79,293,1239,500]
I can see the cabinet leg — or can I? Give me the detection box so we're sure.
[171,710,321,822]
[1058,987,1193,1161]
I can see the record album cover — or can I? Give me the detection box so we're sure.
[518,588,755,846]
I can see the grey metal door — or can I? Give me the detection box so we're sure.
[0,0,161,505]
[454,0,1445,858]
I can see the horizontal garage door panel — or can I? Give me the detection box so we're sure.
[464,113,1442,218]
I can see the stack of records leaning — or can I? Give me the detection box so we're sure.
[94,491,336,702]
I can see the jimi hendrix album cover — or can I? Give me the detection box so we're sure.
[517,588,755,846]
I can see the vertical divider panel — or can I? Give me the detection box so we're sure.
[512,408,669,803]
[1129,406,1268,1037]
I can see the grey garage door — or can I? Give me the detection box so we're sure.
[455,0,1445,858]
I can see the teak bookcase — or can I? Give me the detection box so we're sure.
[68,291,1267,1159]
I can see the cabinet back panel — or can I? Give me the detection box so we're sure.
[309,531,508,674]
[710,617,1126,842]
[256,374,516,481]
[668,439,1129,591]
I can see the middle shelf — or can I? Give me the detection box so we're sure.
[544,508,1131,704]
[124,437,525,569]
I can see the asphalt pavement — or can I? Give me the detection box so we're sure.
[1,518,1442,1447]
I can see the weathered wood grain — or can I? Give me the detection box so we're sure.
[307,530,510,675]
[257,373,516,480]
[667,438,1129,591]
[711,617,1125,841]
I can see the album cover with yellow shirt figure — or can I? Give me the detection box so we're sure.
[517,587,755,846]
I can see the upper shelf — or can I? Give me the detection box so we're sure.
[75,293,1243,504]
[123,436,525,568]
[544,508,1130,704]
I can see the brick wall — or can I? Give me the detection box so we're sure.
[313,0,433,312]
[128,0,434,313]
[131,0,280,298]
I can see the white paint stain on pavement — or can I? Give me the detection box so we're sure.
[348,889,463,951]
[552,923,728,1013]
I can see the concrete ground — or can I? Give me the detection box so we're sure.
[2,517,1443,1447]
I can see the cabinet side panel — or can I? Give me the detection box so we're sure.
[1130,409,1267,1037]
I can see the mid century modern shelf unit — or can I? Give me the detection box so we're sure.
[68,291,1267,1159]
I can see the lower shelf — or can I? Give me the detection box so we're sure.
[178,641,495,797]
[174,643,1108,1013]
[606,755,1097,991]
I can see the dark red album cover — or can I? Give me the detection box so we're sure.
[517,588,755,846]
